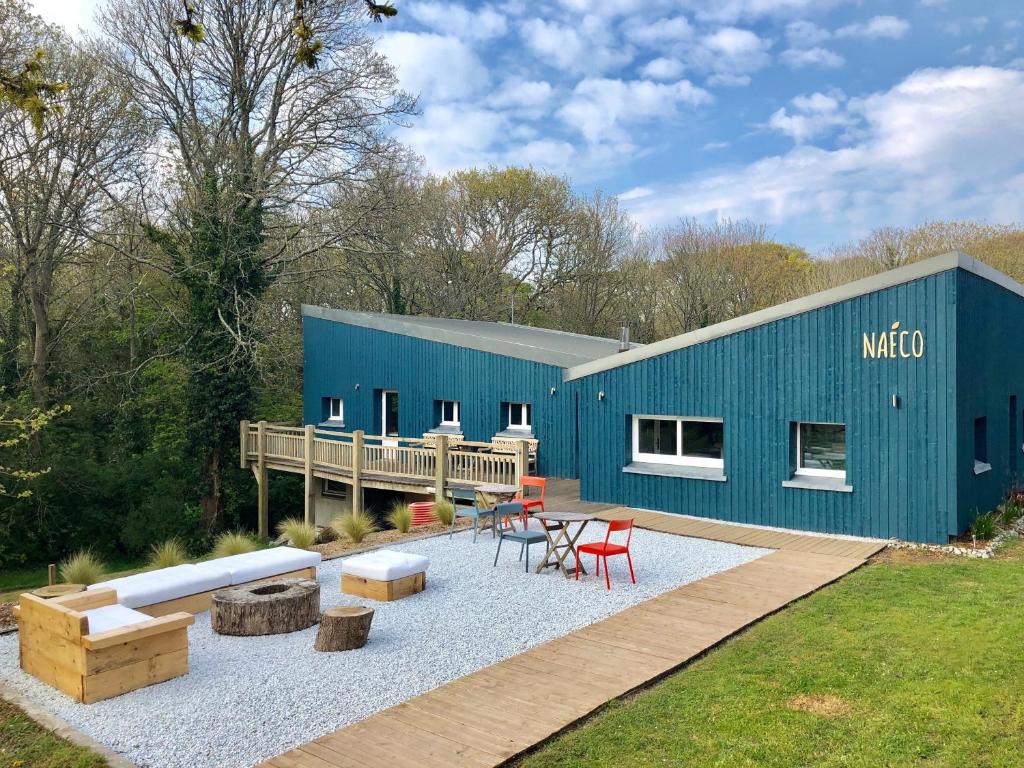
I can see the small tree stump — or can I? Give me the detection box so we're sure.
[211,579,320,636]
[315,606,374,651]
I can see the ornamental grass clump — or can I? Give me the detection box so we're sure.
[149,539,187,569]
[387,502,412,533]
[59,549,106,586]
[969,511,998,541]
[434,500,454,526]
[1000,495,1023,525]
[332,511,377,544]
[211,531,258,558]
[277,517,317,550]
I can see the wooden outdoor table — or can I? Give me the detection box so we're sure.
[535,511,595,577]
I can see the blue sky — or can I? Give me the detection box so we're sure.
[31,0,1024,251]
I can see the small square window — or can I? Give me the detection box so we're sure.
[795,422,846,478]
[507,402,531,430]
[323,397,343,423]
[974,416,990,473]
[440,400,460,426]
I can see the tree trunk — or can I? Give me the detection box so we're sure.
[29,285,49,406]
[314,606,374,651]
[1,270,24,390]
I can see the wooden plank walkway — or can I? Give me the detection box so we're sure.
[259,509,884,768]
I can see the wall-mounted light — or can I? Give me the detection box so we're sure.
[891,394,900,408]
[550,387,557,396]
[354,383,360,391]
[598,391,605,401]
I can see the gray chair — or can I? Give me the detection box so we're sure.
[493,502,547,572]
[450,486,498,543]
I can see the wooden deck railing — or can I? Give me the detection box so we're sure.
[240,421,534,533]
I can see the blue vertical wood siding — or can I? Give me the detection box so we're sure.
[302,317,580,477]
[576,272,960,543]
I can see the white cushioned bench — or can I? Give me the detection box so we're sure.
[341,550,429,602]
[88,547,321,616]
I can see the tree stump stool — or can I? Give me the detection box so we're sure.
[314,606,374,651]
[211,579,320,636]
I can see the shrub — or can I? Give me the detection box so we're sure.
[149,539,187,569]
[970,511,998,541]
[332,511,377,544]
[387,503,413,533]
[1000,495,1023,525]
[211,531,258,558]
[434,500,454,526]
[276,517,317,550]
[59,549,106,586]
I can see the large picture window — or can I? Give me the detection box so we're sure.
[795,422,846,478]
[632,415,724,468]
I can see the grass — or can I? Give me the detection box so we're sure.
[276,518,317,550]
[57,550,106,586]
[148,539,187,569]
[520,537,1024,768]
[0,697,108,767]
[434,500,454,527]
[332,511,377,544]
[387,502,413,533]
[210,531,258,558]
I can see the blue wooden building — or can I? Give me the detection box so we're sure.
[302,252,1024,542]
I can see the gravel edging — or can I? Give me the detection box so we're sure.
[0,681,138,768]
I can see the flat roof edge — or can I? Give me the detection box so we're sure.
[565,251,1020,381]
[301,305,611,368]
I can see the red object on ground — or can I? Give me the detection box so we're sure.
[409,501,437,526]
[576,518,636,590]
[517,476,547,518]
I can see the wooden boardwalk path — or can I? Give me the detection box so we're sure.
[260,508,884,768]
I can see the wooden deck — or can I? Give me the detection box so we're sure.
[258,498,884,768]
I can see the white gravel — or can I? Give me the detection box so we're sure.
[0,524,769,768]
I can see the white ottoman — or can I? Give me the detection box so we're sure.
[341,550,429,602]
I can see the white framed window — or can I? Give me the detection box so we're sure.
[507,402,531,430]
[440,400,460,427]
[325,397,344,422]
[631,415,724,468]
[795,422,846,479]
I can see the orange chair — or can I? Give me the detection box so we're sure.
[575,518,636,590]
[517,476,547,524]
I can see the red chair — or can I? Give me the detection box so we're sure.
[517,477,547,525]
[575,519,636,590]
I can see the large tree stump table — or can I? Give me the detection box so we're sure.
[211,578,320,636]
[315,606,374,651]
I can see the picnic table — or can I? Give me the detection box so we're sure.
[535,511,595,577]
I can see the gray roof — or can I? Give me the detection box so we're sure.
[563,251,1023,381]
[301,305,641,368]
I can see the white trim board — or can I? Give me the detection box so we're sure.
[563,251,1024,381]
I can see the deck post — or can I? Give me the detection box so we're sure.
[239,420,250,468]
[256,420,269,540]
[352,430,364,516]
[434,434,448,504]
[304,424,316,526]
[516,440,529,484]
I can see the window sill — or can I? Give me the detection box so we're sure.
[495,428,534,439]
[623,462,727,482]
[974,461,992,475]
[782,476,853,493]
[427,426,463,436]
[317,421,346,429]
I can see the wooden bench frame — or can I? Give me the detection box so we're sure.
[15,588,194,703]
[131,566,318,616]
[341,571,425,602]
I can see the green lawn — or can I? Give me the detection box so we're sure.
[519,540,1024,768]
[0,697,107,768]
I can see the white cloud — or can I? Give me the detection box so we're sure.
[488,79,555,110]
[558,77,712,145]
[781,47,845,68]
[622,67,1024,247]
[624,16,695,47]
[643,57,686,80]
[785,20,830,47]
[618,186,654,201]
[767,91,851,142]
[703,140,730,150]
[406,2,508,41]
[707,73,752,87]
[677,0,850,23]
[941,17,989,36]
[520,17,632,74]
[376,32,489,102]
[835,16,911,40]
[403,104,506,173]
[690,27,773,84]
[29,0,97,34]
[509,139,577,171]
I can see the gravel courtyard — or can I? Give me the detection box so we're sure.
[0,524,770,768]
